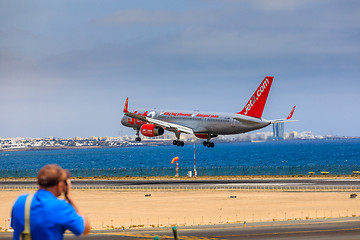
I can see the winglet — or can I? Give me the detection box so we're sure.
[269,105,298,123]
[123,97,129,113]
[286,106,296,120]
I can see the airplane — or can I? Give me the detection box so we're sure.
[121,76,296,148]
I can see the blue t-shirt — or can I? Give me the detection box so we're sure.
[11,189,85,240]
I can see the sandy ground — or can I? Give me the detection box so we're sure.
[1,189,359,230]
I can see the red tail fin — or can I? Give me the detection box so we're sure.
[238,76,274,118]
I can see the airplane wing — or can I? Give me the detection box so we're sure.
[269,106,299,123]
[147,118,194,134]
[123,98,194,135]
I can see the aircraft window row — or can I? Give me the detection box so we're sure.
[213,119,228,122]
[159,115,228,122]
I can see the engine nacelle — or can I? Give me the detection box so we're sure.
[140,124,164,137]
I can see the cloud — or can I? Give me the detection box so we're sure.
[99,9,177,26]
[1,0,360,137]
[97,8,221,26]
[247,0,314,11]
[94,3,360,60]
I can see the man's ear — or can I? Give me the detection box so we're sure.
[56,181,65,197]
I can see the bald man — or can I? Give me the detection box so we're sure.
[11,164,91,239]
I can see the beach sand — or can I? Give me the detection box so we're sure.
[1,189,359,229]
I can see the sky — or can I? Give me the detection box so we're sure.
[1,0,360,138]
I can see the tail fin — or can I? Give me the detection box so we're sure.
[238,76,274,118]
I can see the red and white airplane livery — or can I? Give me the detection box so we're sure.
[121,76,296,148]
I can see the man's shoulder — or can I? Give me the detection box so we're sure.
[31,190,73,215]
[13,194,30,207]
[36,191,71,209]
[16,194,30,201]
[49,197,72,210]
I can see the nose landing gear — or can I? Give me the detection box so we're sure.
[135,129,141,142]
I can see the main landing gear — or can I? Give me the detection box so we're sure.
[173,140,184,147]
[203,141,215,148]
[201,134,217,148]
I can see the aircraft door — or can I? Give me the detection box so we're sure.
[148,111,156,118]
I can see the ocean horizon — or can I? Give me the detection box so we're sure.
[1,139,360,171]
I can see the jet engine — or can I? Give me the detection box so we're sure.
[140,124,164,137]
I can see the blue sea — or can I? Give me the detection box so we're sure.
[0,139,359,170]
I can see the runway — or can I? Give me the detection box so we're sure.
[1,178,360,189]
[3,218,359,240]
[66,218,360,240]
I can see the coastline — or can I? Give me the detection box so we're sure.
[0,146,113,152]
[1,138,359,153]
[0,142,170,152]
[1,175,360,181]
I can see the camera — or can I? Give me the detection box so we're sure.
[64,169,71,198]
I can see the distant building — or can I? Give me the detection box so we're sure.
[273,122,284,140]
[288,131,298,140]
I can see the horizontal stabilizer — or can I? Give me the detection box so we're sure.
[270,119,299,123]
[233,117,261,126]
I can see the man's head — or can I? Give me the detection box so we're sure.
[37,164,70,197]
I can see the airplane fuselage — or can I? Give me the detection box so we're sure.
[121,109,271,137]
